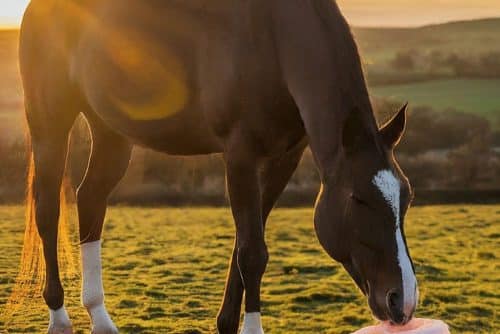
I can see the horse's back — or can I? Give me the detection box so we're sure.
[21,0,303,156]
[73,1,233,152]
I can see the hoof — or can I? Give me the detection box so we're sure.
[48,307,72,334]
[88,304,119,334]
[91,325,119,334]
[241,330,264,334]
[240,313,264,334]
[48,327,73,334]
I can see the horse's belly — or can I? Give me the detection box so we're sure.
[87,100,225,155]
[80,83,225,155]
[123,118,225,155]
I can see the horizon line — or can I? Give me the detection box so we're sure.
[1,15,499,31]
[354,16,500,29]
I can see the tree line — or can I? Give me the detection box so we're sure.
[0,103,499,205]
[367,50,500,85]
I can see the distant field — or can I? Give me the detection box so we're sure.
[0,206,498,333]
[372,79,500,125]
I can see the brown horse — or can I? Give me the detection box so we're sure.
[16,0,418,333]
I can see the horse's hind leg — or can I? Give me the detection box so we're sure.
[217,139,306,334]
[27,109,77,334]
[217,242,244,334]
[76,115,132,334]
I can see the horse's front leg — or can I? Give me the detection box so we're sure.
[221,148,268,334]
[77,117,132,334]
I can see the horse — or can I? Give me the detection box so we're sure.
[15,0,418,333]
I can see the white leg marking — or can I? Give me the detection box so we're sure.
[81,240,118,334]
[48,306,72,334]
[373,170,418,316]
[240,312,264,334]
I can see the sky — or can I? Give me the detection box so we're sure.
[1,0,500,28]
[0,0,29,27]
[337,0,500,27]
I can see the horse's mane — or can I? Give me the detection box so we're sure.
[312,0,379,131]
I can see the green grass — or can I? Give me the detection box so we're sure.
[372,79,500,124]
[0,205,498,333]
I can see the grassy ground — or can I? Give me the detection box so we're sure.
[0,205,498,333]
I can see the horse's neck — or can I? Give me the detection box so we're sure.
[274,0,377,179]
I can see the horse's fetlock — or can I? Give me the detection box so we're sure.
[86,304,118,334]
[217,312,240,334]
[82,293,105,312]
[43,285,64,310]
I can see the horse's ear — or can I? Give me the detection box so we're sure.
[342,110,373,155]
[379,103,408,148]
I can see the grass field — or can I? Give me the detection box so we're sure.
[0,205,498,333]
[372,79,500,125]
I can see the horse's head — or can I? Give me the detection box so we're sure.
[314,103,418,325]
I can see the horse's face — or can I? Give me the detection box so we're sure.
[314,104,418,325]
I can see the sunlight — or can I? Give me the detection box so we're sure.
[0,0,30,27]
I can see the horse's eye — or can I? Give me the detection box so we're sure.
[359,239,382,254]
[351,194,369,206]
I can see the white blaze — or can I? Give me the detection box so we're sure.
[372,170,418,316]
[81,240,118,333]
[241,312,264,334]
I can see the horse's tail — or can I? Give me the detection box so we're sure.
[5,136,76,318]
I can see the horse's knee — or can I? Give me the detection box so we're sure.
[237,242,269,279]
[76,184,105,210]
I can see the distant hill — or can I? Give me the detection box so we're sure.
[353,18,500,85]
[354,18,500,63]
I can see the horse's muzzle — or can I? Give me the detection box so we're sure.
[386,289,414,325]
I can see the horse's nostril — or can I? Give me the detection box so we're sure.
[386,289,405,324]
[388,290,400,308]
